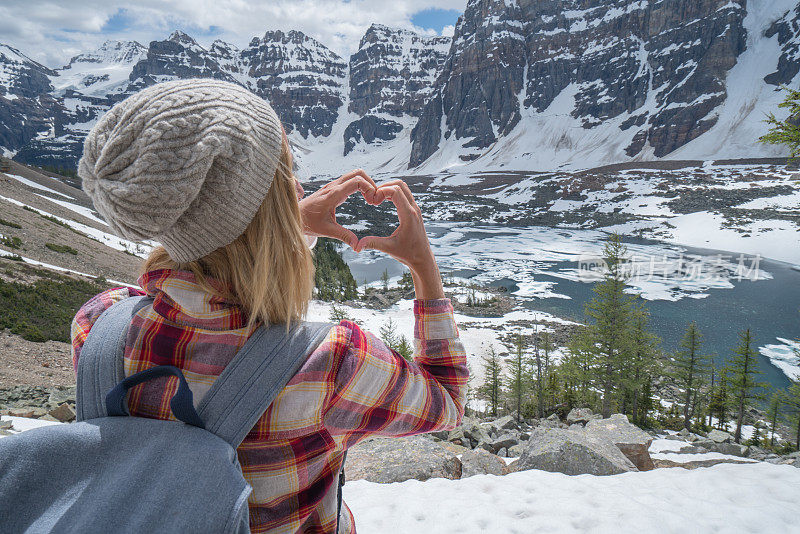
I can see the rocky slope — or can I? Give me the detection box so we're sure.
[1,1,799,175]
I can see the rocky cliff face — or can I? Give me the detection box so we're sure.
[411,0,749,166]
[0,45,57,159]
[345,24,450,155]
[241,30,347,138]
[2,1,799,175]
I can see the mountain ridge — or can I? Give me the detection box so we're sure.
[0,0,798,177]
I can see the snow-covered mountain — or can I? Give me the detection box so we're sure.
[1,0,799,176]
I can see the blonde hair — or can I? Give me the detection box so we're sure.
[140,136,314,329]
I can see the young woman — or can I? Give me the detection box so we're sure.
[71,79,468,533]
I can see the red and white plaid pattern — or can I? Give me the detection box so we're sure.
[71,269,468,534]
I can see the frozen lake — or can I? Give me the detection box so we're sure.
[344,223,800,390]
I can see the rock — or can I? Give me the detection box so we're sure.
[695,439,715,450]
[462,419,492,448]
[447,427,466,443]
[792,459,800,469]
[480,433,518,454]
[38,414,61,422]
[490,415,518,431]
[0,420,11,430]
[345,436,461,483]
[508,444,524,457]
[47,387,76,408]
[48,403,75,423]
[707,429,733,444]
[519,431,530,441]
[516,427,637,476]
[711,443,749,457]
[0,429,12,437]
[569,423,583,431]
[5,407,47,419]
[585,414,654,471]
[664,435,685,442]
[498,447,508,457]
[566,408,594,426]
[539,413,562,429]
[685,433,701,443]
[678,428,690,437]
[459,448,510,478]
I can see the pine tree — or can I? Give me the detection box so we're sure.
[329,303,348,323]
[395,335,413,361]
[379,319,399,351]
[478,346,504,417]
[729,329,768,443]
[768,391,782,448]
[708,369,730,430]
[782,378,800,450]
[381,269,390,292]
[758,85,800,161]
[673,322,710,431]
[625,303,661,426]
[507,334,529,422]
[561,339,596,411]
[582,233,636,417]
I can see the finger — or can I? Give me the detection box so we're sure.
[338,169,378,192]
[322,221,358,250]
[377,179,415,207]
[356,235,393,254]
[334,176,377,205]
[381,185,416,224]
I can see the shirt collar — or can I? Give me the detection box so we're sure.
[137,269,248,330]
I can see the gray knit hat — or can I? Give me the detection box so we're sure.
[79,78,284,262]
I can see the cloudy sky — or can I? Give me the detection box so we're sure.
[0,0,465,68]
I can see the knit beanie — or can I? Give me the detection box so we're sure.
[78,78,284,263]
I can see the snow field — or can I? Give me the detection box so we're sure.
[344,462,800,533]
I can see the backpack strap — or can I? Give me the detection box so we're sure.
[196,321,333,448]
[76,295,151,421]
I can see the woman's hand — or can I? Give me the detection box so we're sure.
[298,169,379,250]
[355,180,444,299]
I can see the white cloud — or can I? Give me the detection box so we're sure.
[0,0,465,68]
[440,24,456,37]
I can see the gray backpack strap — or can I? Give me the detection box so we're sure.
[76,295,151,421]
[197,321,333,448]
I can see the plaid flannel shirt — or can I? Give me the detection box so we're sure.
[71,269,468,534]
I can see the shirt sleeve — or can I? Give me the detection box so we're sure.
[70,286,146,371]
[322,298,468,446]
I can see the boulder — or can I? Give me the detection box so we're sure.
[711,443,749,457]
[459,448,510,478]
[481,433,519,454]
[585,414,655,471]
[566,408,594,426]
[462,419,492,448]
[539,413,563,429]
[508,444,525,457]
[695,439,716,450]
[48,403,75,423]
[0,420,12,430]
[490,415,518,431]
[516,427,637,476]
[497,447,508,457]
[345,436,461,483]
[707,429,733,443]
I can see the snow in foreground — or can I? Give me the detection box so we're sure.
[344,462,800,533]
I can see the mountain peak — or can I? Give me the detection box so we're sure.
[167,30,197,45]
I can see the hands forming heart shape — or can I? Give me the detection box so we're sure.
[298,169,436,274]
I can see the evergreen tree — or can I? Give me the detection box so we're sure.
[729,329,768,443]
[313,238,358,301]
[625,303,661,425]
[328,303,347,323]
[768,391,782,448]
[561,339,596,410]
[478,346,504,417]
[582,233,635,417]
[508,334,529,422]
[782,378,800,449]
[395,335,413,361]
[673,322,710,431]
[708,369,730,430]
[379,319,399,351]
[381,269,390,292]
[758,85,800,161]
